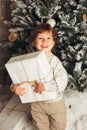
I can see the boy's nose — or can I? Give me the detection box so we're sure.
[42,38,47,43]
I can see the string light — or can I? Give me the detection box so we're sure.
[82,14,87,21]
[0,16,4,21]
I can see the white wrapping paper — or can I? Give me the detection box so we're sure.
[19,83,57,103]
[5,51,53,83]
[5,51,57,103]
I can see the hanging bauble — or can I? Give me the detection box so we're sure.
[8,32,17,42]
[82,14,87,21]
[9,2,16,10]
[47,18,56,28]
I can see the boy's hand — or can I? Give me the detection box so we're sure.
[32,81,45,94]
[11,83,26,96]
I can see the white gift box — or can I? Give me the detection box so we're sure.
[5,51,52,83]
[19,83,57,103]
[5,51,57,103]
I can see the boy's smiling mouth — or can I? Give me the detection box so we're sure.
[41,45,48,48]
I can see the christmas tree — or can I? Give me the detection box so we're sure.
[2,0,87,92]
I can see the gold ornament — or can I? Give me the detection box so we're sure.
[47,18,56,28]
[9,2,16,10]
[82,14,87,21]
[8,32,17,42]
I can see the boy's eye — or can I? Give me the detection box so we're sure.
[47,37,51,39]
[37,37,51,40]
[38,37,42,39]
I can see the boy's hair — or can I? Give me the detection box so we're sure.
[30,23,56,43]
[28,23,56,52]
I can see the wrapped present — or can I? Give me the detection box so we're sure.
[5,51,52,83]
[19,83,57,103]
[5,51,57,103]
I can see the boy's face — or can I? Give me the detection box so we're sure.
[32,31,55,55]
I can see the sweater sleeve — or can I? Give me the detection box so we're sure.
[44,56,68,92]
[53,60,68,91]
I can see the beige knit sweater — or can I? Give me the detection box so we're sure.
[44,53,68,102]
